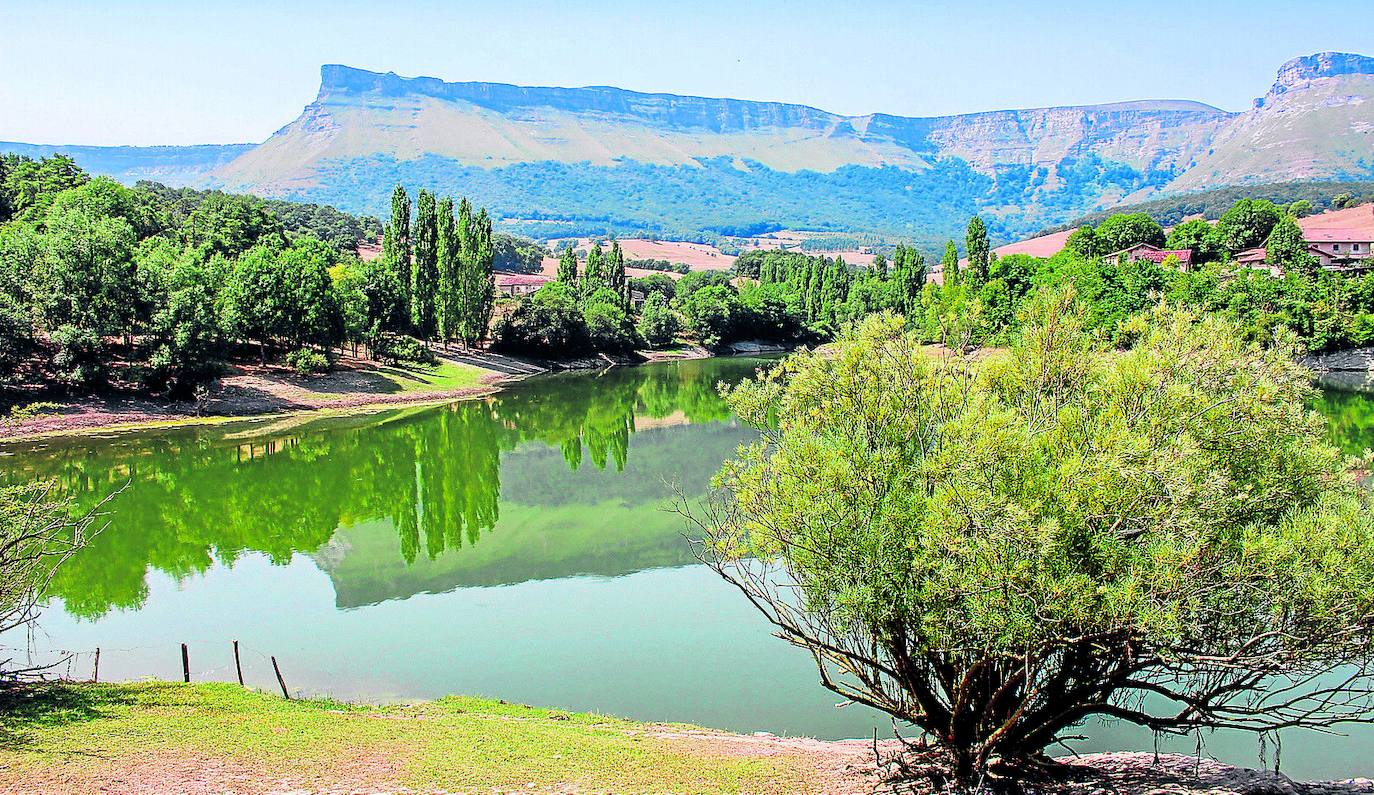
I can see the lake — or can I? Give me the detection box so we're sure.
[3,357,1373,779]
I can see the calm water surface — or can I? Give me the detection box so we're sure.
[4,359,1373,778]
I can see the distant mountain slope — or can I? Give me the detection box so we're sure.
[1049,179,1374,232]
[0,141,253,186]
[8,52,1372,246]
[1168,53,1374,192]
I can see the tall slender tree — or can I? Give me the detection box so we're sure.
[436,195,459,344]
[965,216,990,285]
[942,240,960,286]
[584,242,606,292]
[388,185,412,308]
[410,189,439,341]
[607,241,627,306]
[455,207,495,347]
[556,246,578,284]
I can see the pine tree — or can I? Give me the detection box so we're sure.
[556,246,578,284]
[411,189,439,341]
[436,196,459,344]
[965,216,990,285]
[942,240,960,286]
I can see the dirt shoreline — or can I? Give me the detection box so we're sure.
[0,343,767,443]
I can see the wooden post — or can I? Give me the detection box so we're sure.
[271,656,290,699]
[233,640,244,687]
[181,643,190,683]
[93,648,100,683]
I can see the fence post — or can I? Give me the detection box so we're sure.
[181,643,190,683]
[271,656,290,699]
[93,648,100,683]
[233,640,244,687]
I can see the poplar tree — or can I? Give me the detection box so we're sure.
[410,189,439,341]
[436,195,459,344]
[455,203,495,347]
[942,240,960,286]
[556,246,578,284]
[388,185,412,306]
[584,242,606,292]
[965,215,990,285]
[607,241,627,306]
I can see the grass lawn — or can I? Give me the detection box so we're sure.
[0,682,822,794]
[376,360,489,393]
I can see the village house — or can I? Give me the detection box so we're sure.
[495,273,552,297]
[1236,203,1374,274]
[1105,243,1195,271]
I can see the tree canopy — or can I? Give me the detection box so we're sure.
[699,294,1374,784]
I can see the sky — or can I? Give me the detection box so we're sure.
[2,0,1371,146]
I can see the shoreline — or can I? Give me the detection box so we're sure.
[0,342,783,444]
[5,681,1370,795]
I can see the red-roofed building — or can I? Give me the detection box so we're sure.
[496,273,553,297]
[1105,243,1195,270]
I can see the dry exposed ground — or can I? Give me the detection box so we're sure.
[0,352,528,441]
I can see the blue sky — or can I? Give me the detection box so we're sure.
[2,0,1370,146]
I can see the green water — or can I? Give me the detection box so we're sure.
[3,362,1373,779]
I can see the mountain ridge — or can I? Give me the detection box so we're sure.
[6,52,1371,247]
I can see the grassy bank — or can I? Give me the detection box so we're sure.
[0,682,846,794]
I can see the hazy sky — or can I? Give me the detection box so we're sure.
[3,0,1370,146]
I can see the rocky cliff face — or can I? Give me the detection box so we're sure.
[1259,52,1374,107]
[36,53,1364,244]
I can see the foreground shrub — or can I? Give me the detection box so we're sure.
[696,292,1374,787]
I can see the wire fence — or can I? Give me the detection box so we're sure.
[2,639,299,698]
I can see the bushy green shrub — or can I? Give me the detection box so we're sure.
[368,331,435,365]
[286,347,331,375]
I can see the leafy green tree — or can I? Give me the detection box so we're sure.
[410,189,439,340]
[964,215,990,285]
[434,196,458,342]
[556,246,578,284]
[330,261,370,355]
[681,284,739,349]
[629,273,675,300]
[145,248,227,393]
[889,245,926,320]
[607,241,628,306]
[1216,198,1283,253]
[279,238,345,349]
[219,244,291,362]
[1164,218,1222,263]
[182,192,285,257]
[1064,225,1097,258]
[700,296,1374,786]
[1,154,88,224]
[1267,214,1318,276]
[1094,212,1166,254]
[456,205,496,346]
[637,292,681,346]
[940,240,959,285]
[385,185,412,313]
[582,287,638,352]
[34,204,138,341]
[492,282,588,356]
[584,242,605,292]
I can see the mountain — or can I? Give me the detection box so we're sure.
[0,141,253,186]
[6,53,1372,246]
